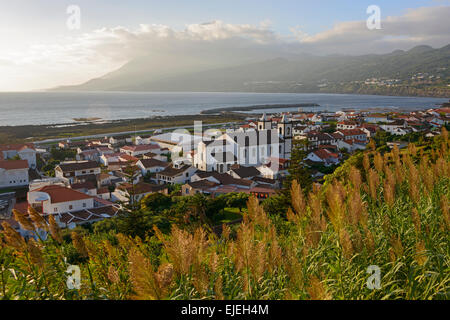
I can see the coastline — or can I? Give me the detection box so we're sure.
[0,95,447,145]
[0,114,248,145]
[200,103,320,114]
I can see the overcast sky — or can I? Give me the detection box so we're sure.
[1,0,449,91]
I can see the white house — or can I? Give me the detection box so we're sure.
[0,144,37,169]
[137,159,170,176]
[257,158,290,179]
[335,129,367,142]
[365,114,391,123]
[156,163,197,185]
[109,135,133,145]
[120,144,161,157]
[337,140,367,152]
[0,160,29,188]
[28,185,95,215]
[55,161,101,183]
[306,149,340,166]
[379,120,409,135]
[113,182,168,203]
[337,121,357,130]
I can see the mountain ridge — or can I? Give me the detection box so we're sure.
[51,45,450,95]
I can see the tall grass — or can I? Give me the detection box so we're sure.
[0,130,449,300]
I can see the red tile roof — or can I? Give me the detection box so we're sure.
[313,149,339,160]
[119,154,139,162]
[121,144,159,152]
[35,185,93,204]
[337,129,366,136]
[0,160,29,170]
[118,182,167,194]
[0,143,35,152]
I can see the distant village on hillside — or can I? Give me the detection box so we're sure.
[1,105,449,238]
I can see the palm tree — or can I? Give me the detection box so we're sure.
[188,193,211,229]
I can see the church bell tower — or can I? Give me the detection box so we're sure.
[277,114,292,158]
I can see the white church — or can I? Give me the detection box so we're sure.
[194,114,293,173]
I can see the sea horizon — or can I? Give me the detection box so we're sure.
[0,91,447,127]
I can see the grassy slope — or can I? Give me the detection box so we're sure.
[0,130,449,300]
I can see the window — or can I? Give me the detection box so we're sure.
[69,205,73,210]
[83,203,86,208]
[54,208,58,212]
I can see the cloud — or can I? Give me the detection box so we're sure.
[0,6,449,91]
[294,6,450,54]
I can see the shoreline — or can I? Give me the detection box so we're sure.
[200,103,320,114]
[0,114,248,145]
[0,97,447,144]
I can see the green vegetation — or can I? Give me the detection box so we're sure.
[0,129,449,300]
[0,114,246,144]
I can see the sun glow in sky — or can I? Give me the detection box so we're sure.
[0,0,449,91]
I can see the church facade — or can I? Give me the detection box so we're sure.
[194,114,292,173]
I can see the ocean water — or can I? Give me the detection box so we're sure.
[0,91,446,126]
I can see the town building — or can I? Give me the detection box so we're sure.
[0,160,29,188]
[156,163,197,185]
[194,114,293,173]
[55,161,101,184]
[0,144,37,169]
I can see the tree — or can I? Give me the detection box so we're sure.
[142,193,172,213]
[122,162,141,211]
[373,130,392,147]
[284,139,312,193]
[187,193,211,229]
[108,184,115,200]
[261,193,290,217]
[226,193,249,212]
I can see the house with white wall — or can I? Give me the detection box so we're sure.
[337,121,357,130]
[55,161,101,183]
[0,144,36,169]
[136,159,170,176]
[120,144,161,157]
[0,160,29,188]
[28,185,95,215]
[113,182,168,203]
[379,120,410,135]
[156,163,197,185]
[306,149,340,166]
